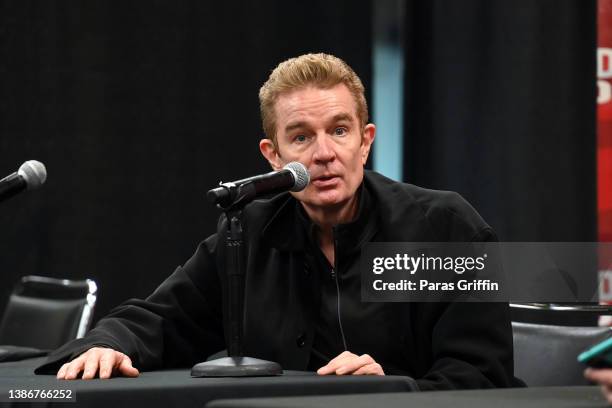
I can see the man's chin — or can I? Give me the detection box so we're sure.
[302,192,348,209]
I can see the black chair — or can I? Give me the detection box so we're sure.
[511,302,612,326]
[0,276,97,350]
[512,321,610,386]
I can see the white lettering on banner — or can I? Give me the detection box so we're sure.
[599,80,611,104]
[599,270,612,302]
[598,48,612,104]
[598,48,612,79]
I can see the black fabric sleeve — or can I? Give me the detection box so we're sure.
[415,301,522,390]
[35,235,225,374]
[414,227,524,390]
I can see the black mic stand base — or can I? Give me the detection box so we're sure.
[191,188,283,378]
[191,356,282,377]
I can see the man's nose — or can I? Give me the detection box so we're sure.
[312,135,336,163]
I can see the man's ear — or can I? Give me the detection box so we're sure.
[259,138,283,171]
[360,123,376,165]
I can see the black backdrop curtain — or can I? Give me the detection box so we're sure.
[403,0,597,242]
[0,0,599,324]
[0,1,372,320]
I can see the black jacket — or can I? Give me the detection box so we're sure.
[36,171,522,390]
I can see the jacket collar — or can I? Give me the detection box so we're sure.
[261,180,379,256]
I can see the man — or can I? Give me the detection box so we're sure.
[585,368,612,403]
[38,53,521,389]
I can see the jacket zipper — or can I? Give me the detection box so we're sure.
[332,227,348,351]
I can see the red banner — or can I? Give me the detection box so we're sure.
[599,0,612,242]
[598,0,612,303]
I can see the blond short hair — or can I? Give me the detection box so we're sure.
[259,53,369,144]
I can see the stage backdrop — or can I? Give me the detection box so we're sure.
[0,1,372,321]
[402,0,597,243]
[0,1,600,324]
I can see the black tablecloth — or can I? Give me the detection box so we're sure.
[0,358,417,408]
[207,385,608,408]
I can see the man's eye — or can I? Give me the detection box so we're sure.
[294,135,307,142]
[334,127,347,136]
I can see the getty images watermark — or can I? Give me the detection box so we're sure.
[361,242,610,302]
[371,251,496,292]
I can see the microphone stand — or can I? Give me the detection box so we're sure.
[191,181,282,377]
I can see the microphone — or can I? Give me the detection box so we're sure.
[207,162,310,207]
[0,160,47,204]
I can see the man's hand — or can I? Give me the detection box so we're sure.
[585,368,612,404]
[56,347,139,380]
[317,351,384,376]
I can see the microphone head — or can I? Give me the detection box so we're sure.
[283,162,310,192]
[18,160,47,190]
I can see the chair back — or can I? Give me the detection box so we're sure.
[511,302,612,326]
[0,276,97,349]
[512,321,610,386]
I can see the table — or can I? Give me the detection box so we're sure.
[206,385,608,408]
[0,358,417,407]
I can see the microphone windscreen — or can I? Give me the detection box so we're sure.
[18,160,47,189]
[284,162,310,192]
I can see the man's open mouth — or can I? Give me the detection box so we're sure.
[316,175,337,182]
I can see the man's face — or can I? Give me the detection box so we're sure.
[259,84,375,211]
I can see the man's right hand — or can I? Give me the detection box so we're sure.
[56,347,140,380]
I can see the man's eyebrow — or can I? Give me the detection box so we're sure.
[331,113,354,123]
[285,121,308,133]
[284,113,355,133]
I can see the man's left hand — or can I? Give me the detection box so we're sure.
[317,351,385,376]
